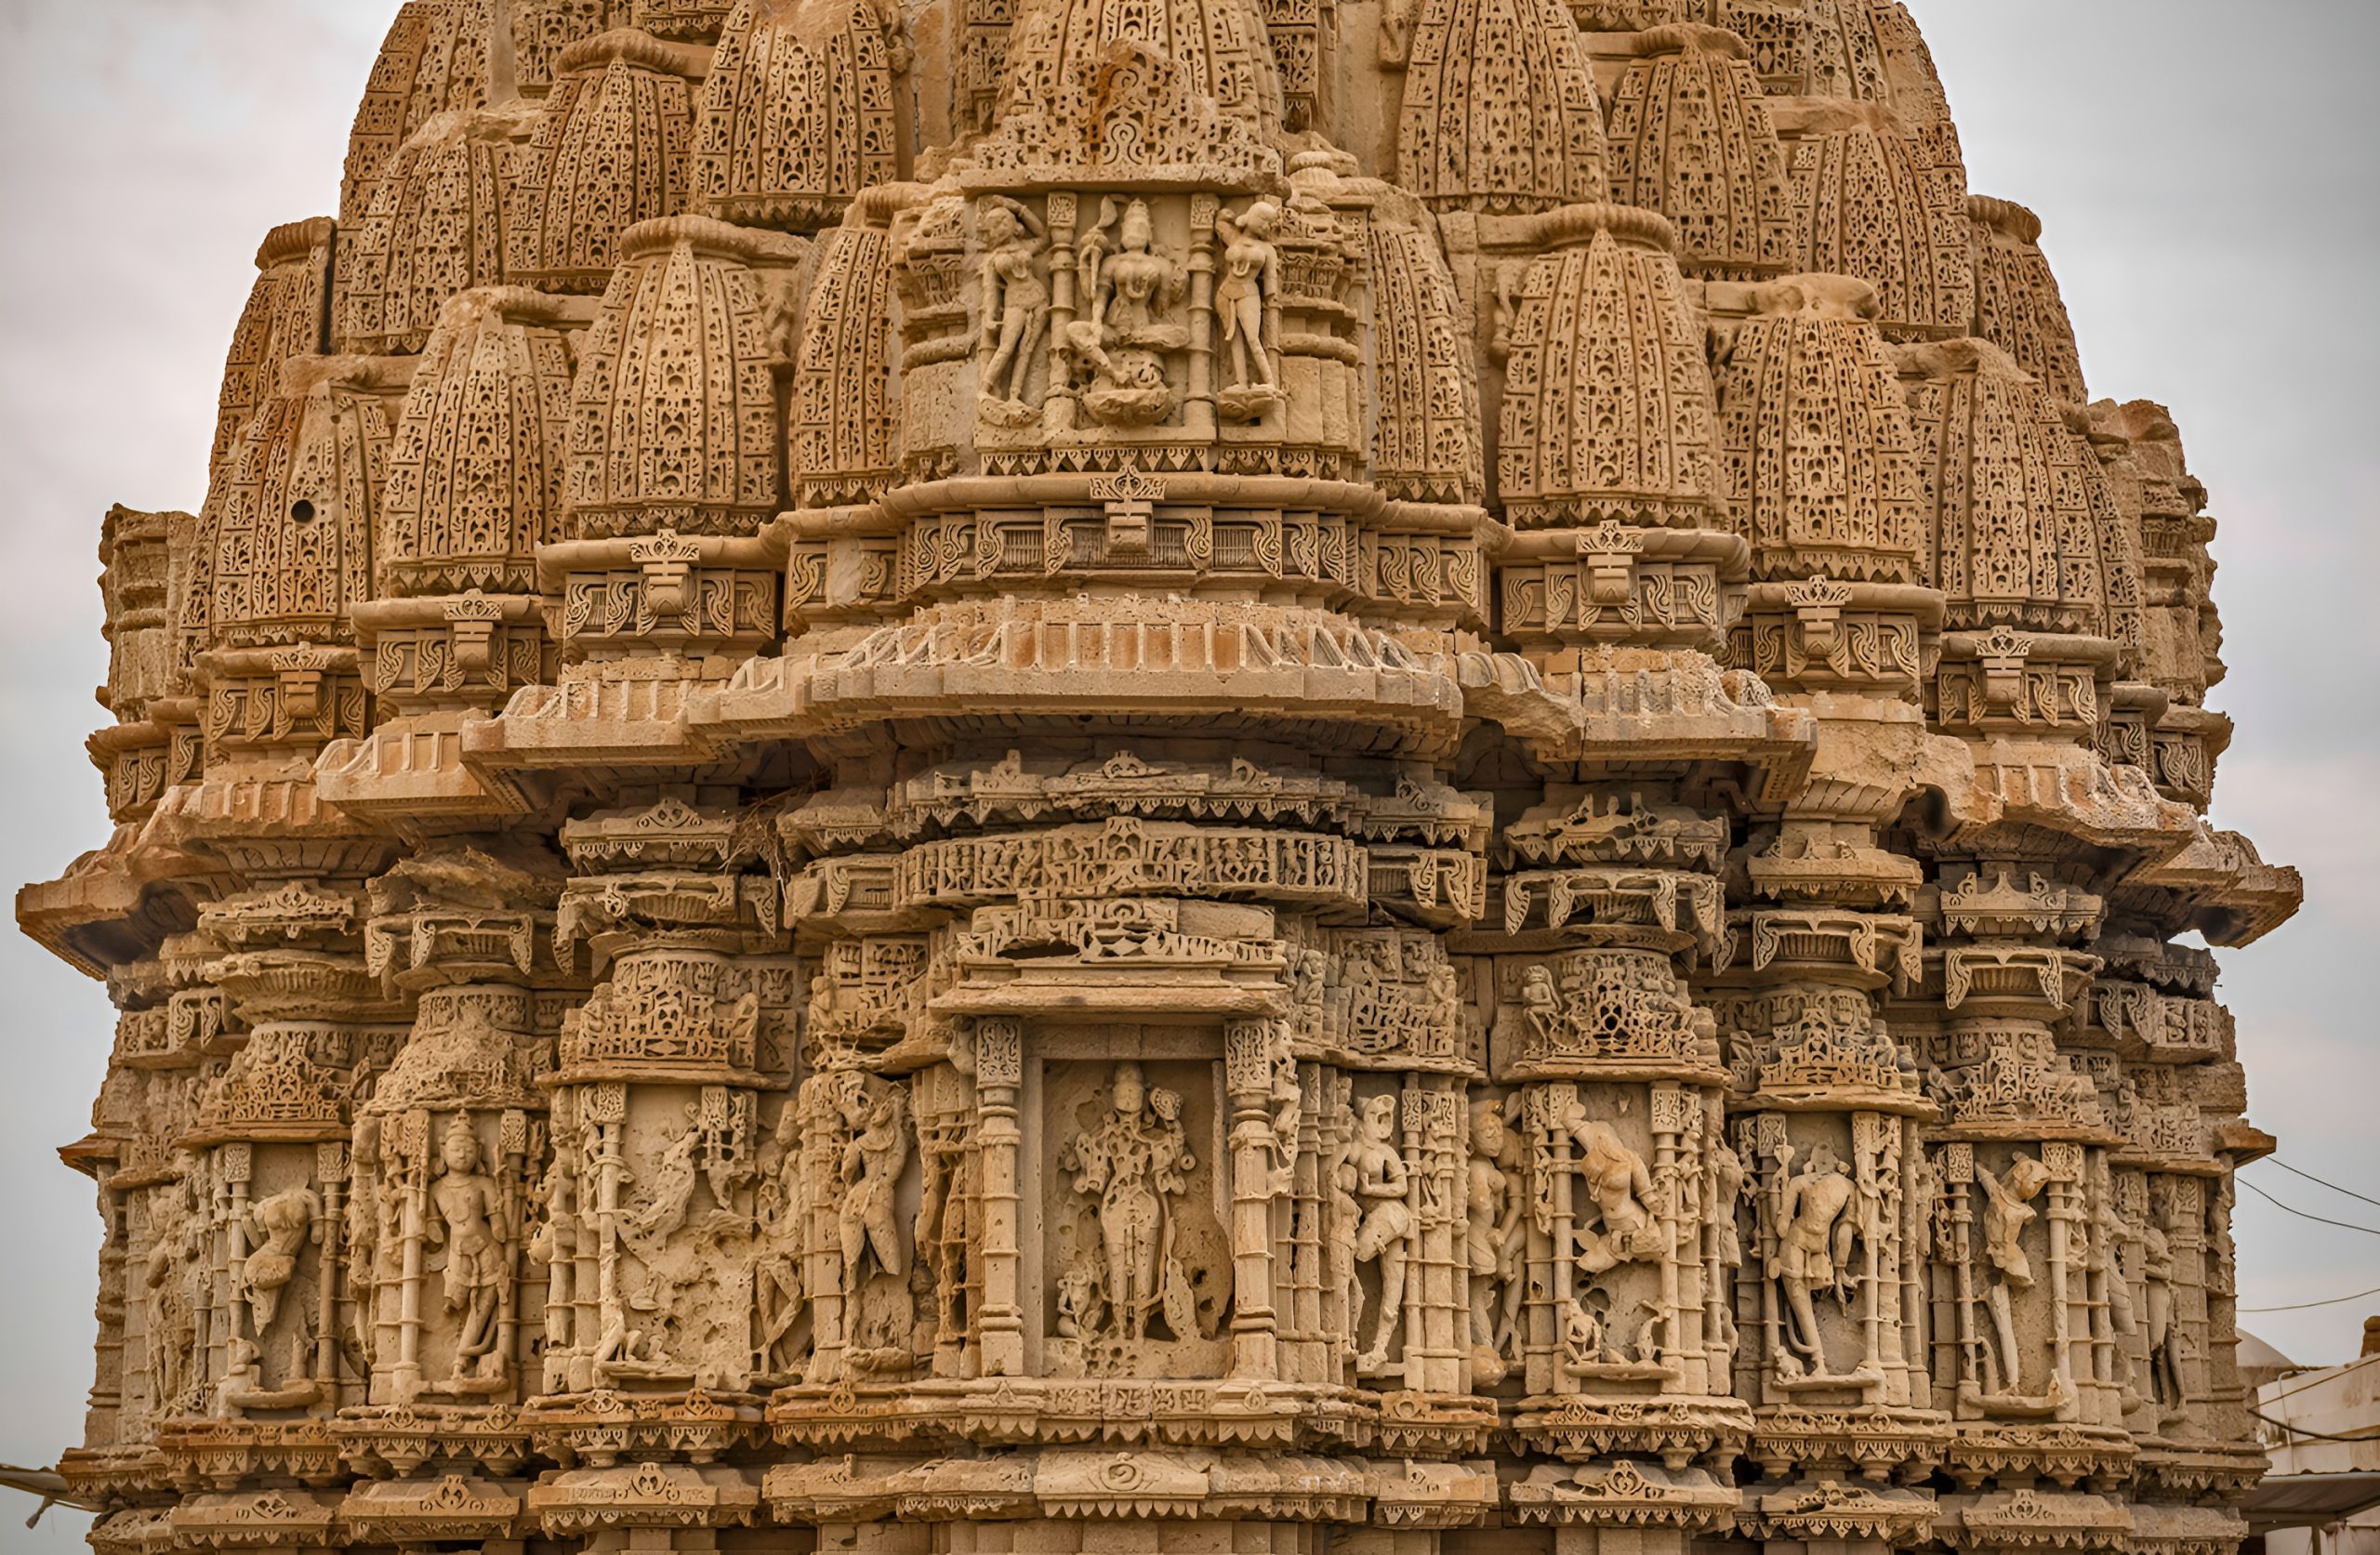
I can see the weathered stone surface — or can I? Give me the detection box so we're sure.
[22,1,2299,1551]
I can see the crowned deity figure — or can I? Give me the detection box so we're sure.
[429,1116,509,1375]
[1059,1062,1197,1344]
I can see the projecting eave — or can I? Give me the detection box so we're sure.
[1455,651,1818,807]
[15,815,215,979]
[2122,823,2304,947]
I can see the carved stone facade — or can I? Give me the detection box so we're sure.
[20,2,2301,1553]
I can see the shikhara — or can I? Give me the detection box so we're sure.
[20,1,2293,1552]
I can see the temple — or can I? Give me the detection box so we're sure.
[18,1,2303,1552]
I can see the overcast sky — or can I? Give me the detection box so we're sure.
[0,3,2372,1548]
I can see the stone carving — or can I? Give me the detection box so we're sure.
[507,30,704,293]
[1770,1140,1856,1377]
[1606,25,1792,277]
[973,196,1051,420]
[1210,201,1282,415]
[1465,1096,1525,1381]
[1057,1063,1201,1350]
[1975,1152,2054,1399]
[1395,0,1606,212]
[343,1,493,224]
[1774,99,1974,339]
[1969,194,2088,408]
[1712,272,1921,583]
[1497,204,1725,529]
[1064,196,1189,425]
[1345,1091,1413,1373]
[336,105,536,355]
[24,0,2299,1548]
[694,0,908,231]
[565,217,804,538]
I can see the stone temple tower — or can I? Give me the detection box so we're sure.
[20,1,2303,1553]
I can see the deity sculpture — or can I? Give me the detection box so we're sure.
[140,1177,199,1415]
[1059,1063,1198,1344]
[1348,1091,1413,1373]
[428,1118,509,1377]
[2143,1202,2186,1416]
[528,1144,581,1392]
[837,1074,912,1285]
[1559,1103,1664,1273]
[1067,195,1186,425]
[346,1119,390,1374]
[1563,1288,1613,1377]
[1212,200,1281,413]
[241,1186,320,1334]
[754,1101,808,1377]
[1712,1139,1746,1271]
[1977,1153,2055,1394]
[1464,1097,1525,1380]
[1771,1140,1858,1379]
[975,196,1051,417]
[1521,965,1560,1046]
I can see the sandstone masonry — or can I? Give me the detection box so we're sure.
[18,2,2303,1553]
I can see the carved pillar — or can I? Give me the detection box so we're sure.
[1909,870,2133,1509]
[971,1016,1025,1378]
[1224,1016,1283,1379]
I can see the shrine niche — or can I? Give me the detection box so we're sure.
[23,1,2300,1552]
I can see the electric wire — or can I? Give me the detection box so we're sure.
[2241,1282,2380,1313]
[2239,1178,2380,1237]
[2264,1157,2380,1212]
[2258,1352,2380,1407]
[2250,1405,2380,1444]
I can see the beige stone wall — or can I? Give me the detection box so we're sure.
[20,0,2299,1552]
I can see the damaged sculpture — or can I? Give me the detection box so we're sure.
[20,0,2299,1552]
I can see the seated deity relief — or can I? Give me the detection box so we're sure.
[968,191,1287,434]
[1064,195,1188,427]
